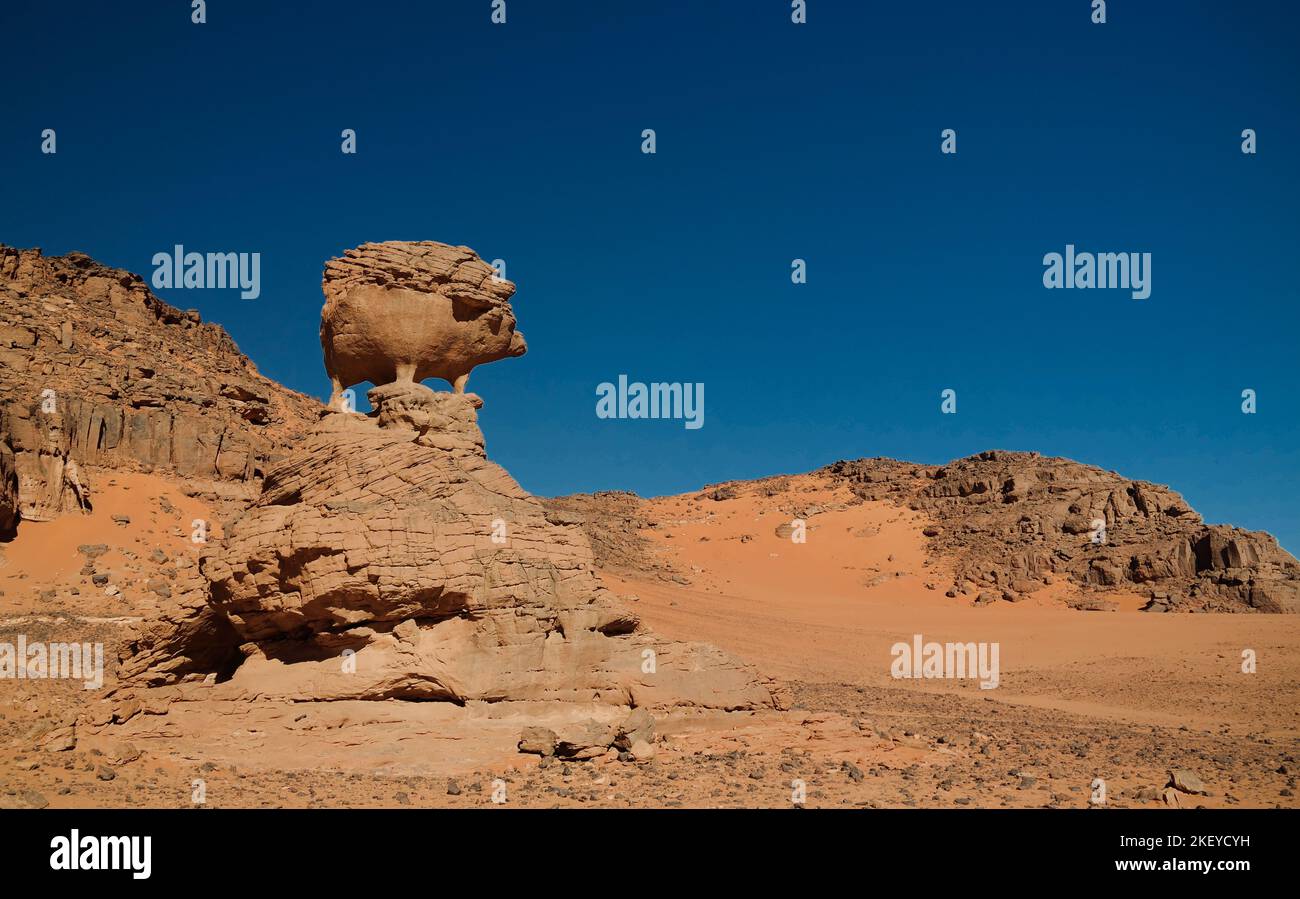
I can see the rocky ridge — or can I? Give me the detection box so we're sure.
[823,451,1299,612]
[0,244,320,527]
[551,452,1300,613]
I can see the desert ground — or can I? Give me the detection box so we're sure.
[2,468,1295,809]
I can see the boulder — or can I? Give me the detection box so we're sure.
[518,726,559,757]
[320,241,526,405]
[614,708,655,750]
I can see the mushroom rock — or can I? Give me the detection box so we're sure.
[126,243,787,716]
[320,240,526,408]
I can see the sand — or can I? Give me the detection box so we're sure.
[1,471,1295,809]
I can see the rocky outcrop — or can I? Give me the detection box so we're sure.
[543,491,659,576]
[824,451,1300,613]
[0,245,322,531]
[0,405,94,521]
[123,245,785,715]
[320,241,526,406]
[116,566,244,687]
[0,434,17,539]
[170,383,783,709]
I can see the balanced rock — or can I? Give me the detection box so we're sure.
[126,243,786,718]
[321,241,526,407]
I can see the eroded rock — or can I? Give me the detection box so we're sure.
[320,241,526,405]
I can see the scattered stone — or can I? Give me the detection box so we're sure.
[518,727,558,757]
[1169,769,1208,795]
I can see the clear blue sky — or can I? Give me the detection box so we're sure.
[2,1,1297,550]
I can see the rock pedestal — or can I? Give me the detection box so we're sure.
[126,330,786,715]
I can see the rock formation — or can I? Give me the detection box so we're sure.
[123,243,787,719]
[0,434,17,539]
[0,245,321,531]
[551,450,1300,613]
[320,241,526,407]
[825,451,1300,612]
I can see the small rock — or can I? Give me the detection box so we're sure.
[518,726,558,757]
[629,739,656,761]
[1169,769,1208,795]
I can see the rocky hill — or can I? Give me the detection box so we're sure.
[5,242,1296,616]
[550,451,1300,613]
[0,245,321,528]
[827,451,1299,612]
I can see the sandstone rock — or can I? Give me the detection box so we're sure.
[0,789,48,809]
[123,243,787,722]
[518,726,558,756]
[821,451,1300,613]
[320,241,526,406]
[0,244,321,538]
[614,707,655,750]
[1169,768,1208,795]
[555,720,617,760]
[628,739,656,761]
[0,406,92,521]
[38,724,76,752]
[542,491,660,576]
[0,437,17,539]
[179,397,783,710]
[117,568,243,686]
[1068,598,1118,612]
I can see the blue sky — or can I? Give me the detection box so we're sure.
[1,1,1297,550]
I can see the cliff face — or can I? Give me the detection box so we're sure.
[0,245,321,529]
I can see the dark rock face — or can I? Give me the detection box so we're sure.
[0,434,18,539]
[0,245,321,529]
[824,450,1300,613]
